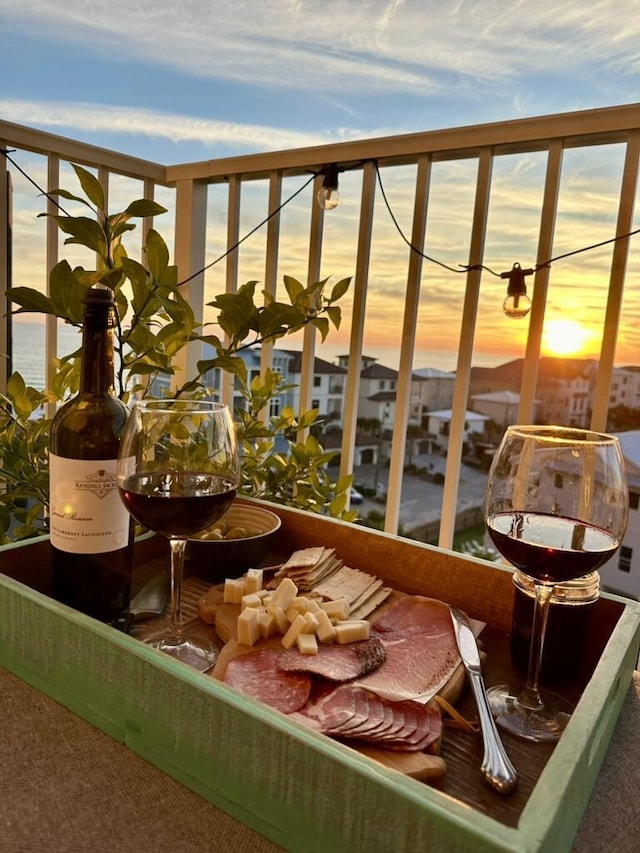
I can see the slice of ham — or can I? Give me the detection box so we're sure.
[224,648,312,713]
[277,637,386,682]
[353,596,461,703]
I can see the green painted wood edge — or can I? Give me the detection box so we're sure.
[518,591,640,853]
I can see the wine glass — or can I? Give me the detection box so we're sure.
[116,399,239,670]
[485,425,628,742]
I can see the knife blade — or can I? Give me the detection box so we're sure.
[112,571,169,634]
[449,606,518,794]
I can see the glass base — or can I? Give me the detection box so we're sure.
[487,682,573,743]
[147,631,218,672]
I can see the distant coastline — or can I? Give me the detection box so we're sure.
[10,321,81,389]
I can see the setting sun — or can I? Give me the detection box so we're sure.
[542,318,591,357]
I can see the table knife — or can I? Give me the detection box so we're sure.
[449,606,518,794]
[112,571,169,634]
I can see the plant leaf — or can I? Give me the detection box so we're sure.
[7,286,55,316]
[71,164,105,211]
[125,200,168,218]
[145,229,170,280]
[330,276,351,302]
[56,216,107,256]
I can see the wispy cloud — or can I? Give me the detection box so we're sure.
[5,0,639,95]
[0,99,366,151]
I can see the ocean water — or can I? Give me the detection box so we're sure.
[9,321,82,389]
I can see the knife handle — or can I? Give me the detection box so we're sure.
[112,612,135,634]
[468,670,518,794]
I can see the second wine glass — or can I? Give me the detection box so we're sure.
[117,399,239,670]
[485,425,628,742]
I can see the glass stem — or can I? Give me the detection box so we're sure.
[168,538,187,634]
[518,582,554,711]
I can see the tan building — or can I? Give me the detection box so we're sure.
[468,358,595,428]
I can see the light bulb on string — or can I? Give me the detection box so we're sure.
[501,262,532,319]
[317,164,341,210]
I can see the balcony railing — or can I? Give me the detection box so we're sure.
[2,104,639,549]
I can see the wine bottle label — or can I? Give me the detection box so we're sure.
[49,454,130,554]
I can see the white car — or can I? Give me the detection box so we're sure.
[349,487,364,505]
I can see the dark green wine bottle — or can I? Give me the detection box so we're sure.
[49,284,133,621]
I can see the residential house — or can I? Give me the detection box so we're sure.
[469,390,538,428]
[610,367,640,410]
[344,357,401,435]
[425,409,490,454]
[468,357,595,428]
[282,350,347,428]
[600,430,640,600]
[411,368,455,421]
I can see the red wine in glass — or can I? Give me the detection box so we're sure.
[117,399,239,671]
[487,512,618,584]
[119,471,236,539]
[484,425,628,743]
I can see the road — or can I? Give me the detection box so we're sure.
[352,452,489,534]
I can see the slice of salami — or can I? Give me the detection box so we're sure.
[224,649,311,714]
[277,637,386,682]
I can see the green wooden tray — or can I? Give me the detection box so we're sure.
[1,504,639,852]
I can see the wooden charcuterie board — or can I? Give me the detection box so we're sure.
[200,586,481,783]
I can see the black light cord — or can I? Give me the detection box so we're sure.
[177,172,317,287]
[373,161,640,279]
[2,146,638,290]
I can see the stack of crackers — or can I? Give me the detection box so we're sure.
[272,546,392,620]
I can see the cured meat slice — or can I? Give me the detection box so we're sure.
[303,683,362,733]
[302,683,442,753]
[354,596,461,703]
[224,649,311,713]
[277,637,386,682]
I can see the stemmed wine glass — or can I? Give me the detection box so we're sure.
[485,425,628,742]
[117,399,239,671]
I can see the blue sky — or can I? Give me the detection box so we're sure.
[2,0,639,165]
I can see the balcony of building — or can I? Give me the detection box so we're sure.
[1,103,639,560]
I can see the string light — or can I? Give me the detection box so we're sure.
[2,148,639,316]
[502,263,533,319]
[316,164,341,210]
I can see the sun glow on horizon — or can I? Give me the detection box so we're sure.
[542,318,593,357]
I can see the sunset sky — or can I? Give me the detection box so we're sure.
[2,1,639,372]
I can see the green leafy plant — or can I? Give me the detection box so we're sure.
[0,164,355,543]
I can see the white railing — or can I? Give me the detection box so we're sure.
[2,104,640,548]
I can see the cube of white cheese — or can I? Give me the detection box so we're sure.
[281,613,307,649]
[302,611,320,634]
[241,592,263,610]
[266,603,289,635]
[244,568,264,594]
[258,610,277,639]
[237,607,261,646]
[296,632,318,655]
[334,620,370,644]
[223,578,245,605]
[315,609,337,643]
[271,577,298,611]
[320,598,350,621]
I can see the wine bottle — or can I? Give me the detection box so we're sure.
[49,284,133,621]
